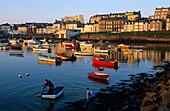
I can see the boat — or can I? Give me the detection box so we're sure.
[94,47,108,53]
[66,46,77,49]
[123,51,133,55]
[23,38,39,48]
[0,46,9,50]
[41,86,64,99]
[38,55,61,63]
[87,72,109,80]
[55,53,76,61]
[10,51,24,55]
[74,51,93,56]
[117,44,132,49]
[33,47,48,51]
[92,57,116,66]
[9,39,19,45]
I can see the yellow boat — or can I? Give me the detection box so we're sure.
[123,51,133,55]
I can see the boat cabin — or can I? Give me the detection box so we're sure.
[95,57,105,61]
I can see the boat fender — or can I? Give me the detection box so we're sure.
[26,73,29,76]
[18,75,22,78]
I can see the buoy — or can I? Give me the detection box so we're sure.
[26,73,29,76]
[85,61,89,62]
[18,75,22,78]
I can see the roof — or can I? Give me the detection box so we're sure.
[150,19,164,22]
[65,21,82,24]
[1,23,10,26]
[91,11,140,18]
[99,17,126,21]
[54,21,62,24]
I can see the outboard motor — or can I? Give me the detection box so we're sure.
[55,57,62,65]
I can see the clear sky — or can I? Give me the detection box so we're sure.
[0,0,169,24]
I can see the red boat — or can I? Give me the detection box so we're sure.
[66,46,77,49]
[55,53,76,61]
[92,57,116,66]
[87,72,109,80]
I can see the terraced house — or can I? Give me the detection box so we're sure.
[166,15,170,31]
[154,7,170,20]
[99,17,128,32]
[90,11,141,23]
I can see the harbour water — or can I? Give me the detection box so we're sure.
[0,43,170,111]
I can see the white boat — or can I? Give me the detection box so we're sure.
[9,39,19,45]
[41,86,64,99]
[10,51,24,55]
[94,47,108,53]
[74,51,93,56]
[33,47,48,51]
[24,38,39,48]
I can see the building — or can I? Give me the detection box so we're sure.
[83,23,99,33]
[17,24,28,34]
[99,17,128,32]
[149,19,164,31]
[60,15,84,24]
[58,29,81,39]
[122,19,149,32]
[122,21,135,32]
[65,21,83,30]
[166,15,170,31]
[154,7,170,20]
[0,23,11,32]
[43,24,54,34]
[90,11,141,23]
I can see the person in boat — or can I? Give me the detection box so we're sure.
[114,59,118,66]
[42,79,54,95]
[84,88,95,109]
[48,47,52,58]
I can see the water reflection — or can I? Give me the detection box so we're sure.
[88,76,109,85]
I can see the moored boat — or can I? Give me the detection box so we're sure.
[10,51,24,55]
[94,47,108,53]
[74,51,93,56]
[87,72,109,80]
[55,53,76,61]
[33,47,48,51]
[92,57,116,66]
[41,86,64,99]
[117,44,132,49]
[38,55,61,63]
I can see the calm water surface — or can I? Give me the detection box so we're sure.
[0,43,170,111]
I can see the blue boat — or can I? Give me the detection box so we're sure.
[41,86,64,99]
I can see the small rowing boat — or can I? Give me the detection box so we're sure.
[74,51,93,56]
[88,72,109,80]
[55,53,76,61]
[10,51,24,55]
[41,86,64,99]
[38,55,61,64]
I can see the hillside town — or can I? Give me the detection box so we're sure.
[0,7,170,39]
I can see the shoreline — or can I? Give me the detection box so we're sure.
[65,62,170,111]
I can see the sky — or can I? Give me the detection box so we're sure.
[0,0,169,24]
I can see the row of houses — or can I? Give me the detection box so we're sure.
[0,7,170,37]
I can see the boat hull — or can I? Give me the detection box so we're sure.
[88,72,109,80]
[38,55,56,62]
[74,52,93,56]
[92,59,115,66]
[41,86,64,99]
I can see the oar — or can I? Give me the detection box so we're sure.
[41,85,44,96]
